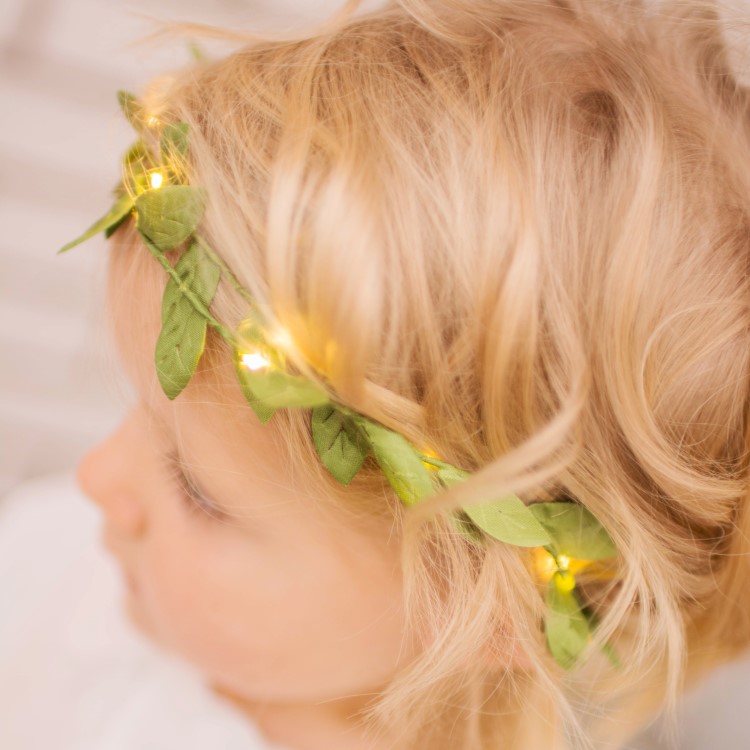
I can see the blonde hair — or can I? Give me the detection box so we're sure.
[107,1,750,747]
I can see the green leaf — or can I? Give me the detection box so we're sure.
[160,122,189,164]
[104,210,130,239]
[233,352,278,424]
[461,495,553,547]
[135,185,206,252]
[349,416,436,506]
[154,239,221,399]
[311,405,369,484]
[124,139,152,165]
[239,369,329,409]
[451,511,485,544]
[545,575,592,670]
[436,464,470,487]
[58,193,134,254]
[117,90,147,133]
[423,461,485,542]
[234,313,284,370]
[580,605,622,670]
[529,502,616,560]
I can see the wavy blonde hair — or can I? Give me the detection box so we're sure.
[107,0,750,747]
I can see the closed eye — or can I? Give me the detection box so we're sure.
[162,449,229,523]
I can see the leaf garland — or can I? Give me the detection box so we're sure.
[58,89,622,674]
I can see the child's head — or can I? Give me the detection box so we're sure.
[74,0,750,748]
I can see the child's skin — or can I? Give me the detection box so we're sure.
[75,246,415,750]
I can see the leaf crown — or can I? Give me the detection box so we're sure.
[59,90,621,672]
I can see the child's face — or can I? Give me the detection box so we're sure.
[76,249,414,719]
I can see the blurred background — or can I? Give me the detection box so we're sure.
[1,1,750,747]
[0,0,386,498]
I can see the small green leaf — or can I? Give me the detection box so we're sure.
[135,185,206,252]
[234,314,284,370]
[233,349,276,424]
[581,605,622,670]
[545,575,592,670]
[461,495,553,547]
[451,511,485,544]
[104,208,130,239]
[529,502,616,560]
[124,139,152,165]
[58,193,134,254]
[160,122,189,164]
[233,352,278,424]
[154,239,221,399]
[121,139,156,194]
[349,416,436,506]
[239,369,329,409]
[117,90,147,133]
[436,464,470,487]
[311,405,370,484]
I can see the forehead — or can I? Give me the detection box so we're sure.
[105,220,167,400]
[103,221,300,493]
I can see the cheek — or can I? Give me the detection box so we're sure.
[132,522,306,685]
[130,519,410,702]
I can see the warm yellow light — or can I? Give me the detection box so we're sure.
[535,549,558,580]
[241,351,271,371]
[554,570,576,593]
[150,171,164,189]
[269,327,293,349]
[147,115,159,128]
[557,554,571,571]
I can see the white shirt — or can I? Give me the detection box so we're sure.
[0,470,290,750]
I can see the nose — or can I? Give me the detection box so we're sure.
[76,414,146,538]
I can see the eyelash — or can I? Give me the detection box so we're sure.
[162,450,226,522]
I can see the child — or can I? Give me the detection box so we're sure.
[65,0,750,748]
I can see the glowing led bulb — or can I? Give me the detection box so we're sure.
[557,555,571,571]
[535,549,558,580]
[150,172,164,189]
[420,446,440,471]
[147,116,159,127]
[241,351,271,371]
[554,570,576,593]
